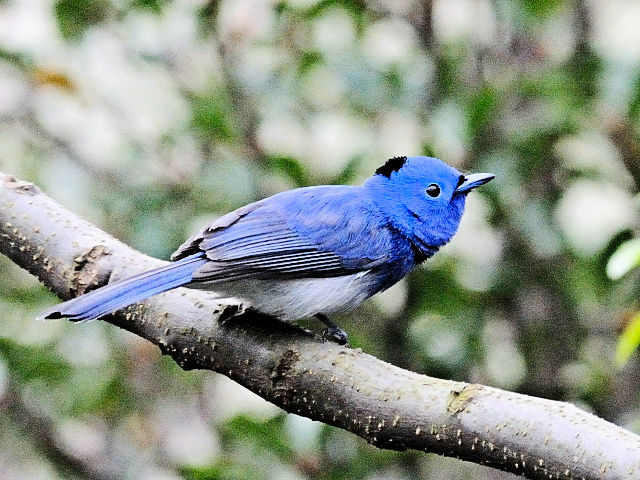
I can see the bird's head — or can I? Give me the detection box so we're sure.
[364,156,494,255]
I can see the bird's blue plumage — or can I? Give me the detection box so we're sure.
[40,156,494,342]
[38,253,207,321]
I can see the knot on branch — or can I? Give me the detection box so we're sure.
[446,384,482,415]
[72,245,111,296]
[4,175,39,195]
[272,349,301,402]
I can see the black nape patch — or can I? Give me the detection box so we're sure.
[375,156,407,178]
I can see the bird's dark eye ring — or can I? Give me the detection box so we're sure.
[425,184,441,198]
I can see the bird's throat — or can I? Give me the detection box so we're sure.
[410,238,440,264]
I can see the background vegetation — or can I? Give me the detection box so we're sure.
[1,0,640,479]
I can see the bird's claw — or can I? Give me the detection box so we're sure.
[322,326,349,346]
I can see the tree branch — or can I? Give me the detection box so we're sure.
[1,171,639,480]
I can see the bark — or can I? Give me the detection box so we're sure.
[1,171,639,480]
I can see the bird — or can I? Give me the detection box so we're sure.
[39,156,494,345]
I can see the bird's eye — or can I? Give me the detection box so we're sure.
[425,184,441,198]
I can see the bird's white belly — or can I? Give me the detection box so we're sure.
[193,271,374,321]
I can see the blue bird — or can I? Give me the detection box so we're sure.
[39,156,494,344]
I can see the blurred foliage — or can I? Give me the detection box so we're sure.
[617,313,640,367]
[608,239,640,365]
[607,238,640,281]
[0,338,72,385]
[54,0,110,40]
[130,0,170,14]
[190,91,238,142]
[1,0,640,479]
[517,0,563,18]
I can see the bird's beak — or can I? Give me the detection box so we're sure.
[455,173,495,193]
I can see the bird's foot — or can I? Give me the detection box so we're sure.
[322,326,349,346]
[316,314,349,346]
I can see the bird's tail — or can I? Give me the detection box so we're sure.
[38,253,207,322]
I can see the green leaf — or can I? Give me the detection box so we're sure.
[517,0,564,18]
[606,238,640,280]
[629,72,640,121]
[0,338,71,384]
[129,0,168,14]
[267,155,310,187]
[298,50,323,76]
[221,415,292,460]
[331,156,360,185]
[433,47,464,99]
[197,0,221,33]
[54,0,110,41]
[190,93,236,142]
[616,313,640,366]
[466,86,498,140]
[180,461,257,480]
[70,372,136,416]
[565,46,602,102]
[420,143,438,158]
[306,0,367,31]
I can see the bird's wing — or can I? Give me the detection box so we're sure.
[170,187,395,283]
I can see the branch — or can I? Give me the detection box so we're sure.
[1,171,639,480]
